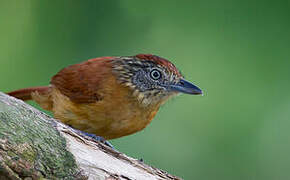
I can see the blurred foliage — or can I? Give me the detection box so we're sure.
[1,1,290,179]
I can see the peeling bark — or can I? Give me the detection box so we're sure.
[0,92,182,180]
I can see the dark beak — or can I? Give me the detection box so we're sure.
[168,79,202,95]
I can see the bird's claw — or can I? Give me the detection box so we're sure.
[83,132,114,149]
[76,130,115,149]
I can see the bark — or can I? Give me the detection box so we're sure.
[0,92,182,180]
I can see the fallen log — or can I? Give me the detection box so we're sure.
[0,92,181,180]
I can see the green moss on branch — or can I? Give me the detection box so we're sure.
[0,92,84,179]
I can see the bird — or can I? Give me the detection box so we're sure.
[7,54,202,140]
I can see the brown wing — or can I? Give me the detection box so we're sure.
[50,57,115,103]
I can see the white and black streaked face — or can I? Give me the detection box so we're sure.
[131,65,179,93]
[112,55,202,106]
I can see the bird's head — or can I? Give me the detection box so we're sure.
[112,54,202,106]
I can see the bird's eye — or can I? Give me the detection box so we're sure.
[150,69,162,80]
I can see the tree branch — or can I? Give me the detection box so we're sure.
[0,92,182,180]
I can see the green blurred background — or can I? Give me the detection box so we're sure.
[1,1,290,179]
